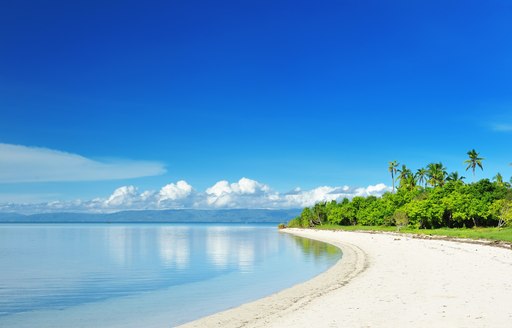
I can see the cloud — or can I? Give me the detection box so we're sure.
[159,181,193,202]
[282,183,391,208]
[0,178,392,214]
[105,186,139,207]
[0,143,166,183]
[205,178,274,207]
[491,123,512,132]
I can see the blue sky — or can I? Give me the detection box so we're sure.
[1,0,511,211]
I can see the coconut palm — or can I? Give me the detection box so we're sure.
[427,162,447,187]
[396,165,417,190]
[446,171,465,183]
[464,149,484,177]
[402,173,417,191]
[388,160,399,192]
[396,164,410,184]
[415,168,428,188]
[493,173,504,187]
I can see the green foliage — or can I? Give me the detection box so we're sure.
[489,199,512,227]
[393,210,409,231]
[289,152,511,230]
[464,149,484,177]
[287,217,305,228]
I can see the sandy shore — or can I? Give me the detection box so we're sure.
[180,228,512,328]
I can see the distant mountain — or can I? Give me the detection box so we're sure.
[0,209,301,223]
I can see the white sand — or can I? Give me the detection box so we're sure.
[180,228,512,328]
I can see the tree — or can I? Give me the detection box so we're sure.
[464,149,484,177]
[396,164,410,185]
[394,165,418,191]
[299,207,314,227]
[416,168,428,188]
[427,162,447,187]
[493,173,505,187]
[289,149,512,229]
[393,210,409,231]
[311,202,327,225]
[447,171,465,183]
[442,190,471,227]
[489,199,512,227]
[388,160,399,193]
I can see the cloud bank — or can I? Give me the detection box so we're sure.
[0,178,392,214]
[0,143,166,183]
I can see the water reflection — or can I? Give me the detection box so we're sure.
[0,224,340,325]
[106,226,131,265]
[290,235,340,259]
[237,240,255,272]
[158,226,190,269]
[205,226,230,269]
[206,226,257,272]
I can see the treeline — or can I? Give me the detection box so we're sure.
[289,150,512,229]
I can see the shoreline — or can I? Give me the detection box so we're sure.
[178,228,368,328]
[180,228,512,328]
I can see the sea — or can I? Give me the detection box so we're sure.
[0,223,340,327]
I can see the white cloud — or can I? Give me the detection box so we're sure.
[0,178,392,214]
[205,177,274,208]
[355,183,390,197]
[491,123,512,132]
[0,143,166,183]
[157,180,194,207]
[159,181,193,201]
[282,183,391,208]
[106,186,138,207]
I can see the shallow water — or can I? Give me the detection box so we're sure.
[0,223,340,327]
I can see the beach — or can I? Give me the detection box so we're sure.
[180,228,512,328]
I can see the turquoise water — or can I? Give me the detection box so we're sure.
[0,223,340,327]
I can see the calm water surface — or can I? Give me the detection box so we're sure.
[0,223,340,327]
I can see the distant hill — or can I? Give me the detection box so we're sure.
[0,209,301,223]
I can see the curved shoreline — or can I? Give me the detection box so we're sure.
[180,228,512,328]
[178,228,368,328]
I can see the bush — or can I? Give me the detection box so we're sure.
[287,217,304,228]
[393,210,409,231]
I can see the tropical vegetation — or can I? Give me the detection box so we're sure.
[288,150,512,231]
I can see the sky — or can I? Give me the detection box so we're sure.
[1,0,511,212]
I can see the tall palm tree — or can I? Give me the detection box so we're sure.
[388,160,399,192]
[415,168,427,188]
[396,165,416,191]
[427,162,447,187]
[446,171,465,182]
[464,149,484,177]
[403,173,417,191]
[396,164,409,184]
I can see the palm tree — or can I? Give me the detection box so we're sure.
[415,168,427,188]
[464,149,484,177]
[447,171,465,182]
[493,173,504,187]
[427,162,447,187]
[396,165,417,191]
[396,164,409,184]
[403,174,417,191]
[388,161,399,192]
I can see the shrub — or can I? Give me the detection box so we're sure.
[393,210,409,231]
